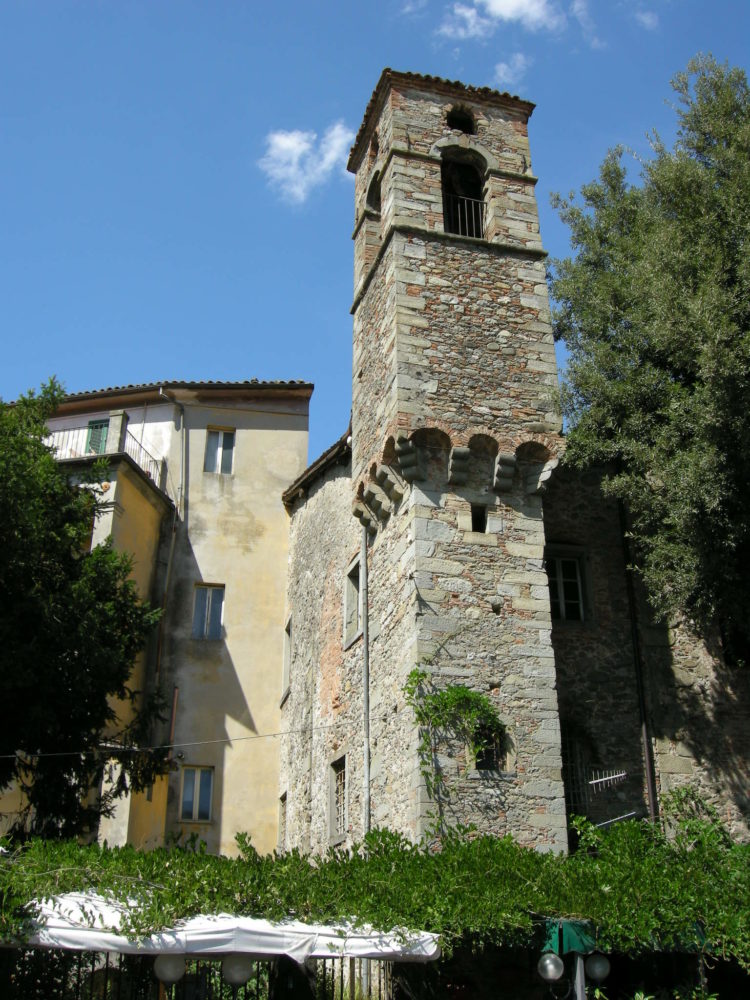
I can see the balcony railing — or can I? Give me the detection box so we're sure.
[46,427,165,488]
[443,193,485,239]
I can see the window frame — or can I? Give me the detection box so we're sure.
[86,419,110,455]
[329,755,347,845]
[180,766,213,823]
[472,724,505,772]
[343,556,363,648]
[203,428,236,475]
[192,584,225,640]
[544,548,590,624]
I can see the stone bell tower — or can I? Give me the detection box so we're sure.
[347,70,568,851]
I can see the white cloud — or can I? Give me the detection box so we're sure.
[478,0,566,32]
[635,9,659,30]
[258,121,354,204]
[401,0,429,13]
[494,52,532,88]
[438,3,494,39]
[570,0,605,49]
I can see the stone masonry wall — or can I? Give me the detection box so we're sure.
[542,465,648,828]
[280,461,363,853]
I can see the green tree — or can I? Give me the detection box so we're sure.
[550,55,750,659]
[0,380,164,838]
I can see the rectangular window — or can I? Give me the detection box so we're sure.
[181,767,213,821]
[545,555,584,622]
[330,756,347,840]
[204,429,235,474]
[192,585,225,639]
[474,725,505,771]
[86,419,109,455]
[282,616,292,696]
[344,558,362,646]
[279,792,287,851]
[471,504,488,533]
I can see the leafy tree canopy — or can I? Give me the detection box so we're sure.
[550,56,750,656]
[0,380,163,838]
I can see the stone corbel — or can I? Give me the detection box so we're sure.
[525,457,558,495]
[448,446,471,485]
[363,482,391,521]
[395,435,423,482]
[374,464,404,504]
[352,500,378,535]
[493,452,517,492]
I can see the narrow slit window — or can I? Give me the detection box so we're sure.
[471,504,488,533]
[282,616,292,694]
[279,792,287,851]
[344,558,362,645]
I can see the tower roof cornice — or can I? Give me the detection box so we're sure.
[347,69,536,173]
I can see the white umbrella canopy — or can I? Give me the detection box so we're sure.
[23,892,441,964]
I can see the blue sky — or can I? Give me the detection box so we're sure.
[1,1,748,462]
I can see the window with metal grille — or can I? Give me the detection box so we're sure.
[192,584,225,640]
[474,724,504,771]
[181,766,213,822]
[331,757,346,840]
[86,419,109,455]
[441,158,485,238]
[546,555,584,622]
[204,428,235,474]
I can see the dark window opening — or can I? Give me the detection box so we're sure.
[366,171,381,214]
[471,504,487,533]
[475,725,504,771]
[447,106,476,135]
[442,159,484,238]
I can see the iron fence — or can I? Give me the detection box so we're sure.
[0,950,393,1000]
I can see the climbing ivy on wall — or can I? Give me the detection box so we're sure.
[1,791,748,972]
[403,667,511,825]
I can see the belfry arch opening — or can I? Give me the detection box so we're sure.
[441,153,485,239]
[366,171,381,215]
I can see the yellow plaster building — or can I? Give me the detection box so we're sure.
[0,380,310,856]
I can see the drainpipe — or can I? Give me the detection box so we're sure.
[361,524,371,834]
[618,500,659,821]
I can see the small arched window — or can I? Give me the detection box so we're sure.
[447,106,476,135]
[441,156,484,238]
[366,171,381,215]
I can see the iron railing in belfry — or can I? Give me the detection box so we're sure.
[442,193,485,238]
